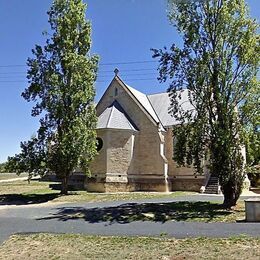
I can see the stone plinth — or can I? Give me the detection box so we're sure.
[245,198,260,222]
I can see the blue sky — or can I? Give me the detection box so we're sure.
[0,0,259,163]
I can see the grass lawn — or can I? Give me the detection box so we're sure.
[0,179,193,204]
[0,234,259,260]
[0,172,29,180]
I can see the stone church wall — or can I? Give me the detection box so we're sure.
[164,128,205,191]
[96,79,166,178]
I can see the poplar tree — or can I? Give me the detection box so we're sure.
[153,0,259,207]
[8,0,98,194]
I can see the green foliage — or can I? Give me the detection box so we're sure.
[246,165,260,187]
[0,162,7,173]
[7,136,47,176]
[153,0,259,207]
[7,0,98,194]
[244,129,260,166]
[242,85,260,167]
[241,79,260,186]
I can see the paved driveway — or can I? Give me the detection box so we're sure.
[0,194,259,244]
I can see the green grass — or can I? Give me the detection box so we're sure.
[0,179,193,205]
[0,234,259,260]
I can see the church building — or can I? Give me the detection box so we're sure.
[86,72,209,193]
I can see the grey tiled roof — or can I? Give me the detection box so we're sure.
[97,100,138,131]
[125,83,161,125]
[148,90,193,127]
[97,76,193,130]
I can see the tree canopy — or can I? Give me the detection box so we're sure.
[7,0,98,194]
[0,162,7,173]
[153,0,259,207]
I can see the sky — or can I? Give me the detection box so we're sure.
[0,0,259,163]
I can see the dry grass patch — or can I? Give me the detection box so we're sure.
[0,180,55,195]
[0,173,29,181]
[0,234,259,260]
[51,190,193,204]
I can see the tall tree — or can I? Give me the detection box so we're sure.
[7,0,98,194]
[153,0,259,207]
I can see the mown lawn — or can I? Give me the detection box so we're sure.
[0,234,259,260]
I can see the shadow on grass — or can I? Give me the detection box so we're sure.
[0,193,60,205]
[37,201,233,223]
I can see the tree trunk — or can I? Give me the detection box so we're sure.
[222,181,240,208]
[61,175,69,195]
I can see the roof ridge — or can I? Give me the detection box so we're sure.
[106,104,114,128]
[116,76,162,126]
[113,100,139,131]
[147,91,168,97]
[126,84,146,96]
[146,93,164,129]
[148,89,189,97]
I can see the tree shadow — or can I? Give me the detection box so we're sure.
[0,193,60,206]
[37,201,233,223]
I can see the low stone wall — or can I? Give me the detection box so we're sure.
[85,177,169,192]
[128,178,169,192]
[129,183,168,192]
[105,183,130,192]
[85,177,106,192]
[170,178,204,192]
[86,183,106,192]
[85,175,205,193]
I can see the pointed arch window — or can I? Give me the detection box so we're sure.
[115,87,118,97]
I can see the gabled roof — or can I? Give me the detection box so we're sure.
[97,75,192,129]
[125,84,161,125]
[97,100,138,131]
[97,76,163,128]
[148,89,193,127]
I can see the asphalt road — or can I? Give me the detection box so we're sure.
[0,194,259,245]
